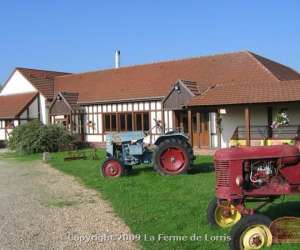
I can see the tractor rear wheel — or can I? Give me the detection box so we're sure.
[207,198,241,228]
[229,214,272,250]
[101,158,125,178]
[153,137,192,175]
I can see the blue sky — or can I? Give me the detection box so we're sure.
[0,1,299,84]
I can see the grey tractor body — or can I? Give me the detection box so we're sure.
[105,131,189,167]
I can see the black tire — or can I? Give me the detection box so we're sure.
[153,137,191,175]
[229,214,272,250]
[124,165,133,175]
[186,141,195,163]
[101,158,125,178]
[207,197,218,227]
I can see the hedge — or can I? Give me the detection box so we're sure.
[8,120,74,154]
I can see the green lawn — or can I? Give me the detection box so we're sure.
[2,149,300,250]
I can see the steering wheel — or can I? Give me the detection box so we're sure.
[153,118,163,129]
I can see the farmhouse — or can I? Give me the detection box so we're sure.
[1,51,300,148]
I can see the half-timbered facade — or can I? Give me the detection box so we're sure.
[50,94,173,145]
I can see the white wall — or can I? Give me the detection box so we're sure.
[0,120,19,140]
[0,129,5,140]
[219,104,300,148]
[28,98,39,118]
[19,96,39,119]
[85,135,103,143]
[0,70,37,96]
[40,95,48,124]
[272,103,300,124]
[220,106,268,148]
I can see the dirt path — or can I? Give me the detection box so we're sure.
[0,159,139,250]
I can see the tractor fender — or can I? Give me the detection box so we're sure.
[154,134,189,146]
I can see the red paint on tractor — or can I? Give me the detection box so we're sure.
[214,145,299,163]
[160,147,186,173]
[102,159,123,177]
[213,144,300,215]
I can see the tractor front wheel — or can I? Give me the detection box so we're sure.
[101,158,125,178]
[229,214,272,250]
[153,138,192,175]
[207,198,242,228]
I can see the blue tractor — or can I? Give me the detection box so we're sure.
[101,120,194,177]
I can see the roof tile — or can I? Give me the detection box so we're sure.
[17,67,70,100]
[54,51,300,103]
[0,92,38,118]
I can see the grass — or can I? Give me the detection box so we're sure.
[2,149,300,249]
[0,151,42,161]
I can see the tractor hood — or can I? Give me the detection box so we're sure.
[106,131,146,144]
[214,145,299,163]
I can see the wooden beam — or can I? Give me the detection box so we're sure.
[196,112,201,148]
[188,109,192,145]
[245,107,251,146]
[216,112,222,148]
[70,114,73,134]
[179,112,184,132]
[172,111,176,131]
[267,107,273,138]
[161,109,165,134]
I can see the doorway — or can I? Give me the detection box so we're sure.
[174,110,210,148]
[192,112,210,148]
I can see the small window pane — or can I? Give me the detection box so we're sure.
[120,114,126,131]
[111,114,117,131]
[127,114,133,131]
[136,114,142,131]
[104,114,110,131]
[143,113,149,131]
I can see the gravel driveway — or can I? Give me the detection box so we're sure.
[0,159,139,250]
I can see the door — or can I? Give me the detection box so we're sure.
[192,112,210,148]
[175,110,188,133]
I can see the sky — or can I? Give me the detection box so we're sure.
[0,0,299,84]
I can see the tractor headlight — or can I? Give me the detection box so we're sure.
[235,175,243,187]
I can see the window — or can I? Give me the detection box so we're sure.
[119,113,133,131]
[143,113,149,131]
[135,112,150,131]
[5,120,15,129]
[104,114,111,131]
[104,114,117,132]
[136,113,142,131]
[104,112,148,132]
[111,114,117,131]
[120,114,126,131]
[127,114,133,130]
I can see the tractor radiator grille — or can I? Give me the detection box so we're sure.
[215,161,230,187]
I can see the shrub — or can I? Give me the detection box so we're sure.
[8,120,74,154]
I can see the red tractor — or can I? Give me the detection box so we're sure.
[207,144,300,250]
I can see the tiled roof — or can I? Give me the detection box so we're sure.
[55,51,300,103]
[60,92,79,109]
[17,67,70,100]
[249,52,300,81]
[188,80,300,106]
[0,92,38,119]
[181,80,201,96]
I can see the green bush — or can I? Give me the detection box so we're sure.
[8,120,74,154]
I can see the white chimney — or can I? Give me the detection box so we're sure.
[115,50,120,68]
